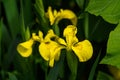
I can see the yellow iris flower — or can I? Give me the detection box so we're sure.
[17,25,93,67]
[46,6,77,26]
[57,25,93,62]
[39,25,93,67]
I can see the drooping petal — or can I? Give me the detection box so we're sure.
[39,41,64,67]
[72,40,93,62]
[55,10,77,26]
[46,6,77,26]
[50,42,65,61]
[17,39,34,57]
[63,25,78,50]
[39,42,50,61]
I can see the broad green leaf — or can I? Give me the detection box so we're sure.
[66,51,78,80]
[97,71,114,80]
[86,0,120,24]
[101,23,120,69]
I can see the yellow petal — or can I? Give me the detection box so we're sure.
[57,37,67,46]
[17,39,34,57]
[38,30,44,42]
[55,9,77,26]
[39,42,50,61]
[72,40,93,62]
[63,25,78,50]
[32,33,40,42]
[46,6,77,25]
[49,41,64,66]
[44,29,56,41]
[50,42,64,61]
[53,9,57,17]
[63,25,77,37]
[46,6,55,25]
[49,58,54,67]
[39,40,64,67]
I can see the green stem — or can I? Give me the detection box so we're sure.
[45,62,49,80]
[52,23,60,36]
[84,12,89,39]
[66,50,78,80]
[0,19,2,66]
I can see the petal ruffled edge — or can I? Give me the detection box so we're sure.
[17,39,34,57]
[72,40,93,62]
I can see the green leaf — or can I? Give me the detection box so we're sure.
[66,51,78,80]
[25,26,30,40]
[97,71,114,80]
[34,0,49,33]
[88,50,101,80]
[3,0,19,38]
[0,19,2,65]
[3,37,18,69]
[19,0,28,40]
[101,22,120,69]
[46,52,65,80]
[8,72,18,80]
[86,0,120,24]
[22,0,33,26]
[76,0,84,9]
[52,24,60,36]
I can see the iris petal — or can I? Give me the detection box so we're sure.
[46,6,77,26]
[72,40,93,62]
[39,41,64,67]
[17,39,34,57]
[63,25,78,50]
[49,58,54,67]
[55,10,77,26]
[46,6,55,25]
[44,29,56,41]
[39,42,50,61]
